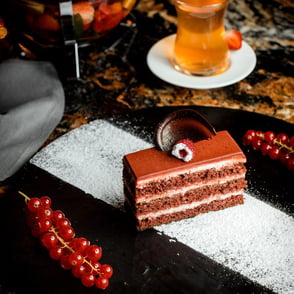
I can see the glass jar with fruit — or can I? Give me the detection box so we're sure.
[2,0,137,47]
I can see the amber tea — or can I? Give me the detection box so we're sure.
[172,0,230,76]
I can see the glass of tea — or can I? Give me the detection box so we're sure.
[172,0,230,76]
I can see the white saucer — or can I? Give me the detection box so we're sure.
[147,34,256,89]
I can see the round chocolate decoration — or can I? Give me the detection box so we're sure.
[155,109,216,151]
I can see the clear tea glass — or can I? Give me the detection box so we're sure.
[172,0,230,76]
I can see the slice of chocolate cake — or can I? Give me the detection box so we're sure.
[123,110,247,230]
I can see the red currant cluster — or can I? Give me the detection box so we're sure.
[19,191,113,290]
[242,130,294,171]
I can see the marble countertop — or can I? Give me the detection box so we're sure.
[2,0,293,142]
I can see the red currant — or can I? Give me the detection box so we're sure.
[40,196,52,207]
[85,245,102,262]
[242,129,256,145]
[27,197,42,213]
[81,273,96,287]
[49,246,64,260]
[37,207,53,220]
[264,131,275,144]
[55,218,71,230]
[38,218,52,233]
[276,133,289,145]
[279,152,291,165]
[252,139,262,150]
[52,210,65,224]
[72,264,87,278]
[95,277,109,289]
[41,232,58,248]
[68,251,84,267]
[260,142,272,156]
[100,264,113,279]
[59,226,75,241]
[69,238,90,255]
[268,146,281,160]
[60,255,72,270]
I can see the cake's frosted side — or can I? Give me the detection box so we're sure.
[123,131,247,230]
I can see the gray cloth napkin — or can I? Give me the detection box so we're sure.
[0,59,65,181]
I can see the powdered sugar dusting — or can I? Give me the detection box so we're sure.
[31,119,294,293]
[31,120,152,209]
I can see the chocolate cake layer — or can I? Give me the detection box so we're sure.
[125,178,247,215]
[132,194,244,231]
[123,161,246,198]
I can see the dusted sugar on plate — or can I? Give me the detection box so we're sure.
[122,109,247,230]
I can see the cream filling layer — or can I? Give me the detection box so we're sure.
[137,191,243,220]
[136,159,246,188]
[134,174,246,204]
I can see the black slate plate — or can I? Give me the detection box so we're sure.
[0,106,293,294]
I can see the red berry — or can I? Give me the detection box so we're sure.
[95,276,109,289]
[171,138,195,162]
[276,133,289,145]
[40,196,52,207]
[68,251,84,267]
[55,218,71,230]
[242,129,256,145]
[85,245,102,262]
[264,131,275,144]
[38,218,52,233]
[72,264,87,278]
[58,226,75,241]
[27,197,42,213]
[69,238,90,255]
[279,151,291,165]
[81,273,96,287]
[52,210,65,224]
[41,232,58,248]
[252,139,262,150]
[37,207,53,220]
[60,255,72,270]
[260,142,272,156]
[268,146,281,160]
[49,246,64,260]
[100,264,113,279]
[91,261,101,273]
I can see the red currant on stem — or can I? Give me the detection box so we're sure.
[27,197,42,213]
[41,232,58,248]
[40,196,52,207]
[85,245,102,262]
[72,264,87,278]
[81,273,96,287]
[276,133,289,145]
[68,251,84,267]
[242,129,256,145]
[264,131,275,144]
[49,246,64,260]
[96,276,109,289]
[52,210,65,224]
[18,191,113,289]
[100,264,113,279]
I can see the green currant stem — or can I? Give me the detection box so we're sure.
[18,191,31,202]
